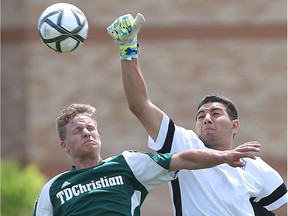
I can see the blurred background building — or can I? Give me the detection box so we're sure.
[2,0,287,215]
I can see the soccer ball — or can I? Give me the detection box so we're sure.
[38,3,89,53]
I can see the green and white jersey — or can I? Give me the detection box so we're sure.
[33,150,177,216]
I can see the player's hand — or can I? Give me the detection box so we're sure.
[224,141,261,168]
[107,13,145,45]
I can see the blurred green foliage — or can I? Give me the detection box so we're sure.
[1,160,47,216]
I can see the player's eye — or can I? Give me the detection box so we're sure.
[87,126,95,131]
[196,115,204,120]
[73,130,80,134]
[73,127,83,134]
[212,112,221,117]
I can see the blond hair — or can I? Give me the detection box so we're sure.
[56,104,97,141]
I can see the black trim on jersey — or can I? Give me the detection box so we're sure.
[250,183,287,216]
[171,179,183,216]
[156,119,183,216]
[157,119,175,154]
[249,199,275,216]
[257,183,287,206]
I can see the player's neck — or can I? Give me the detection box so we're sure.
[73,156,102,170]
[205,141,232,151]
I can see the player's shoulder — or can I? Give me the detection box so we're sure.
[101,151,139,164]
[47,171,70,184]
[121,149,173,162]
[121,150,156,158]
[244,156,263,166]
[244,156,274,172]
[173,125,206,150]
[40,171,70,193]
[165,114,200,140]
[101,150,155,166]
[120,150,140,156]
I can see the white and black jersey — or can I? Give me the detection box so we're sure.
[148,113,287,216]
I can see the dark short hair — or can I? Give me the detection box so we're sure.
[197,94,238,120]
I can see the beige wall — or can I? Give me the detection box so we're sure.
[2,1,286,215]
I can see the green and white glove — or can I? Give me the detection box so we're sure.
[107,13,145,60]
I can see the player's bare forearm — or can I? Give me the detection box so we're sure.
[121,59,148,114]
[108,14,163,141]
[169,141,260,171]
[121,59,163,141]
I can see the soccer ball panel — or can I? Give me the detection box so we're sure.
[38,3,89,53]
[46,37,80,53]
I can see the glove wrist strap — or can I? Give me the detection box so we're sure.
[119,42,138,60]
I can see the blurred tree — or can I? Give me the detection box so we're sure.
[1,160,47,216]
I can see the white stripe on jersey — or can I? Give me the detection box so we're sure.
[35,172,69,216]
[122,150,177,192]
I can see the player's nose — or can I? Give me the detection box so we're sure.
[203,113,212,124]
[83,128,91,137]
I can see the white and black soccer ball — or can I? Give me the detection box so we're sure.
[38,3,89,53]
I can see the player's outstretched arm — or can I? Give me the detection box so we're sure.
[169,141,261,171]
[107,13,163,141]
[121,59,163,140]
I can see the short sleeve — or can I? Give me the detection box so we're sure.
[122,150,177,192]
[249,157,287,210]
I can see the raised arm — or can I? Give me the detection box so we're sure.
[169,141,261,171]
[107,13,162,141]
[121,59,163,140]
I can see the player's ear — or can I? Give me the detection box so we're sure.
[61,141,69,154]
[231,119,240,135]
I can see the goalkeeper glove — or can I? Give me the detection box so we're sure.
[107,13,145,60]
